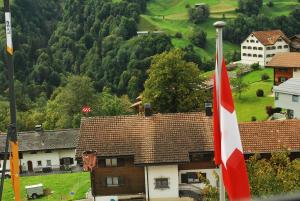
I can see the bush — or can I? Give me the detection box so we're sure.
[251,63,260,70]
[188,5,210,24]
[256,89,264,97]
[266,106,282,116]
[190,28,207,48]
[185,4,190,8]
[175,32,182,38]
[267,1,274,7]
[261,73,270,80]
[251,116,257,121]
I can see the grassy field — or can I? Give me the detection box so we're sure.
[139,0,299,60]
[234,68,274,122]
[3,172,90,201]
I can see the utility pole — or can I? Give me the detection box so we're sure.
[213,21,226,201]
[0,0,21,200]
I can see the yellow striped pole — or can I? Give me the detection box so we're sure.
[0,1,21,201]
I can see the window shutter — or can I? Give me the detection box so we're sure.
[70,158,74,164]
[59,158,63,165]
[119,176,125,185]
[102,177,107,187]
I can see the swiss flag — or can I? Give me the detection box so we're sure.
[213,58,251,201]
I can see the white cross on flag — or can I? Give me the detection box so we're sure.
[213,57,251,201]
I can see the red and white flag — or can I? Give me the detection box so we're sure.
[213,58,251,201]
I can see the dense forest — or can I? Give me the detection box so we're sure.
[0,0,300,131]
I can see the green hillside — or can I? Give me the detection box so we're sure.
[139,0,299,59]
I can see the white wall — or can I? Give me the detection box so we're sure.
[275,93,300,118]
[178,169,218,189]
[294,68,300,78]
[95,196,118,201]
[241,35,265,66]
[145,165,179,200]
[241,34,290,66]
[0,148,76,172]
[265,40,289,65]
[21,151,60,171]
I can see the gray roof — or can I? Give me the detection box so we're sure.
[273,78,300,95]
[0,129,79,152]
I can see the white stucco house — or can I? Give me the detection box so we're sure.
[240,30,290,66]
[273,78,300,119]
[0,128,79,174]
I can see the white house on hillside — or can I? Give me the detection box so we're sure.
[273,78,300,119]
[0,128,79,175]
[241,30,290,66]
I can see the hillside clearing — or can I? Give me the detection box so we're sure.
[139,0,298,60]
[234,68,274,122]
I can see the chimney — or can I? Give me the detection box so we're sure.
[205,101,212,116]
[144,103,152,117]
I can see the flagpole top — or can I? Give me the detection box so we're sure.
[213,21,226,29]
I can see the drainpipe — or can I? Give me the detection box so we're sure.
[146,166,150,201]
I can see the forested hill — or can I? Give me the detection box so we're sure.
[0,0,61,94]
[0,0,300,131]
[0,0,174,131]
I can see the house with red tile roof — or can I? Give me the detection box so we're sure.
[76,112,300,201]
[266,52,300,85]
[240,30,290,66]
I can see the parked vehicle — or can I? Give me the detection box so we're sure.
[0,168,11,179]
[25,184,44,199]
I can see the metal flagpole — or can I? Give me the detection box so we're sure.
[213,21,226,201]
[0,1,21,200]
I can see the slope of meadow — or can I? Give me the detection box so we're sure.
[139,0,298,60]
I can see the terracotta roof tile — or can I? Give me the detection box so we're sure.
[265,52,300,68]
[77,113,300,164]
[252,30,289,46]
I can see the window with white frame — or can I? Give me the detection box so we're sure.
[155,178,169,189]
[292,95,299,102]
[284,45,289,49]
[105,158,117,167]
[277,46,282,49]
[37,161,42,166]
[275,92,279,100]
[280,77,287,83]
[46,160,51,166]
[243,53,247,56]
[106,176,123,187]
[258,47,263,50]
[253,47,257,50]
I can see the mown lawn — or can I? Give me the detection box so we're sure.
[3,172,90,201]
[234,68,274,122]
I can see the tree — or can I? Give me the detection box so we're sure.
[44,75,96,129]
[93,88,134,116]
[247,152,300,198]
[188,5,210,24]
[237,0,263,16]
[232,73,249,99]
[143,49,207,113]
[190,28,207,48]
